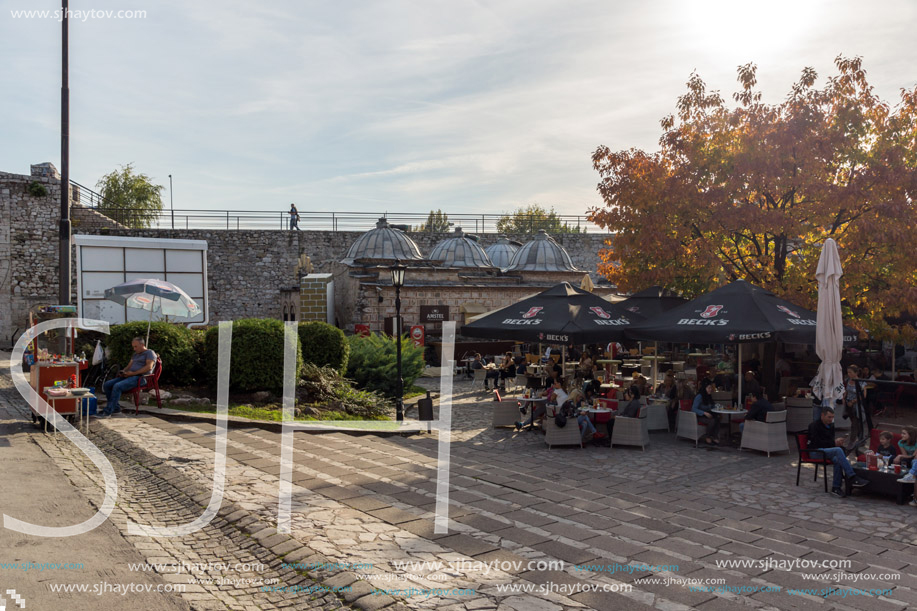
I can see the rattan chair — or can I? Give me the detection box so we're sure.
[611,405,649,451]
[785,397,813,433]
[645,400,670,432]
[739,409,789,457]
[676,407,704,447]
[492,399,521,428]
[543,411,584,449]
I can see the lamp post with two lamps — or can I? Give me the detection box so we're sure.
[391,262,406,422]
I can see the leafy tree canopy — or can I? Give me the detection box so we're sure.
[95,163,164,228]
[497,204,583,234]
[589,56,917,342]
[416,209,451,232]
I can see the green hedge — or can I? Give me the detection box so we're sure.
[298,321,349,372]
[345,333,425,398]
[204,318,302,392]
[107,321,197,385]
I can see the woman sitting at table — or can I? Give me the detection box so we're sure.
[516,379,566,430]
[620,385,642,418]
[498,352,515,390]
[692,382,721,445]
[655,372,679,430]
[577,352,595,380]
[568,389,597,441]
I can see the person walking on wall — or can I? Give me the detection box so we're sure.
[289,203,301,230]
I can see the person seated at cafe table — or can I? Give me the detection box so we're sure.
[806,408,870,498]
[100,336,157,417]
[739,391,773,431]
[577,351,595,380]
[655,372,679,430]
[740,370,762,406]
[892,427,917,468]
[516,379,567,431]
[567,389,598,441]
[691,383,721,445]
[471,353,499,390]
[620,385,642,418]
[876,431,899,461]
[498,352,515,390]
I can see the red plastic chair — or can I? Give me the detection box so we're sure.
[794,433,831,492]
[127,357,163,415]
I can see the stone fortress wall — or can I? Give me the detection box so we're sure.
[0,162,612,347]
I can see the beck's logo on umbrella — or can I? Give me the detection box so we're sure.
[776,305,800,318]
[589,306,611,319]
[699,305,724,318]
[521,307,543,319]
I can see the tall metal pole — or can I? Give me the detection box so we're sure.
[395,283,404,421]
[58,0,71,305]
[169,174,174,229]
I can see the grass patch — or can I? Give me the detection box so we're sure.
[162,402,394,427]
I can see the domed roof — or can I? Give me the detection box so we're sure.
[484,236,519,269]
[340,217,424,265]
[503,230,579,272]
[429,227,494,268]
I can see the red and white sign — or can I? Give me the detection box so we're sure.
[589,306,611,319]
[410,325,425,347]
[699,305,724,319]
[354,324,371,337]
[521,306,543,319]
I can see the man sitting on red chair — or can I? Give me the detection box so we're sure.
[100,337,156,417]
[807,407,869,498]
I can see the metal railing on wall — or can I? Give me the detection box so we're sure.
[70,181,608,234]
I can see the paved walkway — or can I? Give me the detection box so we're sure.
[3,358,917,610]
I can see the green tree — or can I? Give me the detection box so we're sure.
[95,163,164,228]
[416,209,451,232]
[589,57,917,342]
[497,204,583,234]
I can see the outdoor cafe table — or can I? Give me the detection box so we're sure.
[519,396,548,430]
[582,407,615,436]
[711,406,747,445]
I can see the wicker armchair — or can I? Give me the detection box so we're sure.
[785,397,813,433]
[739,410,789,457]
[492,399,521,428]
[676,408,704,447]
[611,405,649,451]
[645,401,669,432]
[543,406,583,449]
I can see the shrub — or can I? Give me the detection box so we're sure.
[345,333,425,398]
[106,321,198,385]
[204,318,302,392]
[297,322,349,372]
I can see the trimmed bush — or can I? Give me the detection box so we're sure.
[298,321,349,372]
[204,319,302,392]
[345,333,425,398]
[107,321,197,385]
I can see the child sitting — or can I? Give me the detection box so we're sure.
[893,427,917,468]
[876,431,899,461]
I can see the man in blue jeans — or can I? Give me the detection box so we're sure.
[100,337,156,417]
[806,408,869,498]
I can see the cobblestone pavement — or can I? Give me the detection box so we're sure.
[4,364,917,611]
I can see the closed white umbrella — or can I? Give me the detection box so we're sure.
[810,239,845,408]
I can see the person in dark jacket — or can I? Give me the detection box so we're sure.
[806,408,869,497]
[620,386,642,418]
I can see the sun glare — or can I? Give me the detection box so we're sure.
[680,0,822,62]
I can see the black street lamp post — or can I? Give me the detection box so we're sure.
[391,262,406,422]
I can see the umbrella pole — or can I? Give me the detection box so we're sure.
[146,297,154,347]
[737,343,742,408]
[892,347,896,381]
[653,341,658,389]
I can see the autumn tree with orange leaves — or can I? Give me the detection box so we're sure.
[589,57,917,341]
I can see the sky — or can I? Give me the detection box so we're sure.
[2,0,916,220]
